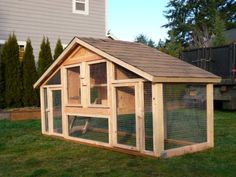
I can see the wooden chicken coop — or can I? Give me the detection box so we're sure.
[34,37,221,158]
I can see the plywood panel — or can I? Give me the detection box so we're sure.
[116,86,135,114]
[63,47,103,66]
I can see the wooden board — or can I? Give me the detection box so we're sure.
[63,47,103,66]
[64,106,111,116]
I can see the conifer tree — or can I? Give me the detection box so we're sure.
[37,37,53,77]
[54,38,63,60]
[22,39,39,106]
[0,43,7,108]
[213,14,227,47]
[4,33,22,107]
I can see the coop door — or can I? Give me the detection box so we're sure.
[48,89,63,135]
[114,84,139,150]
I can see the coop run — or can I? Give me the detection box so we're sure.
[34,37,221,158]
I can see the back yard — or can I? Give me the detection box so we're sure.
[0,111,235,177]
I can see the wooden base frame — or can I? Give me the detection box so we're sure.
[43,133,212,158]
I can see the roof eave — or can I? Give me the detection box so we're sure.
[153,77,221,83]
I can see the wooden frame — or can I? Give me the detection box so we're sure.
[207,84,214,147]
[111,82,140,151]
[36,39,218,158]
[65,113,111,147]
[48,87,63,137]
[152,83,164,157]
[63,63,82,107]
[87,60,109,108]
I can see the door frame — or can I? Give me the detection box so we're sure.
[47,86,63,137]
[112,82,140,151]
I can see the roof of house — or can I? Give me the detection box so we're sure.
[34,37,221,88]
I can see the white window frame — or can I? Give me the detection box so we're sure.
[72,0,89,15]
[0,39,26,48]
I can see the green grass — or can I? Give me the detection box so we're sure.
[0,111,236,177]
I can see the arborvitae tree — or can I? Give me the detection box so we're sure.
[4,33,22,107]
[37,37,53,77]
[0,43,7,108]
[54,38,63,60]
[22,39,39,107]
[212,14,227,47]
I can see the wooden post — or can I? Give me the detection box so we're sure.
[81,62,88,107]
[40,87,45,133]
[61,67,69,137]
[152,83,164,156]
[207,84,214,147]
[138,81,145,152]
[48,89,53,134]
[107,62,114,146]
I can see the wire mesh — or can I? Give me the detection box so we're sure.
[116,86,136,147]
[90,62,108,105]
[52,90,62,134]
[114,65,140,80]
[68,116,109,143]
[46,70,61,85]
[163,84,207,150]
[67,66,81,104]
[144,82,153,151]
[43,88,49,132]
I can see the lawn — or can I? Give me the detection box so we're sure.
[0,111,235,177]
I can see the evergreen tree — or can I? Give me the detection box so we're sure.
[22,39,39,107]
[135,34,156,48]
[0,43,7,108]
[212,14,227,47]
[158,31,183,58]
[4,33,22,107]
[163,0,235,47]
[37,37,53,77]
[54,38,63,60]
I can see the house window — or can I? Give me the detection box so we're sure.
[89,62,108,105]
[67,66,81,105]
[72,0,89,15]
[0,40,26,62]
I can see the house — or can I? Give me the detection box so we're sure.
[0,0,107,59]
[34,37,221,158]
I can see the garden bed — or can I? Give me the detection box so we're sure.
[0,107,40,121]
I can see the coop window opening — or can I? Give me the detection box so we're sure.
[66,64,82,105]
[114,65,141,80]
[45,69,61,85]
[67,114,110,145]
[88,61,108,106]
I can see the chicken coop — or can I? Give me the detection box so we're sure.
[34,37,221,158]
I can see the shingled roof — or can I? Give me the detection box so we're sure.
[34,37,220,88]
[80,37,219,79]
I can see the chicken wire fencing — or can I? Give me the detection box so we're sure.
[163,84,207,150]
[144,82,153,151]
[116,86,136,147]
[68,116,109,143]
